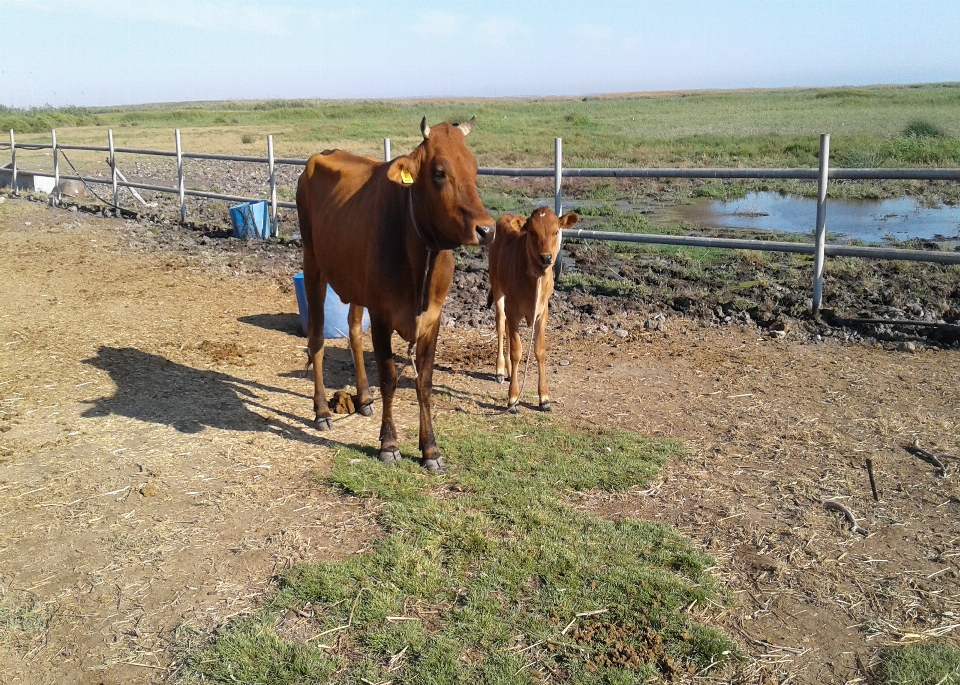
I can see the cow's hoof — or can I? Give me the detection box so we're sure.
[314,415,333,431]
[540,401,552,412]
[507,402,519,414]
[496,374,504,384]
[421,456,446,473]
[378,448,401,464]
[356,401,374,417]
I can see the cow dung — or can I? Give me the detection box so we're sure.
[330,390,355,414]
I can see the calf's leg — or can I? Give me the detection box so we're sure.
[494,294,507,383]
[348,304,374,416]
[506,313,523,413]
[535,303,551,411]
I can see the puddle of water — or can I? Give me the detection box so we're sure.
[680,192,960,243]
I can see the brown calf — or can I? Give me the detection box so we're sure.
[296,117,495,472]
[487,208,579,412]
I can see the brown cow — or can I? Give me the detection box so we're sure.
[296,117,494,472]
[488,208,579,413]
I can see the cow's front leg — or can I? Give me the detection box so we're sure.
[305,268,333,430]
[348,304,374,417]
[506,314,523,413]
[415,308,445,473]
[534,303,551,411]
[371,318,401,463]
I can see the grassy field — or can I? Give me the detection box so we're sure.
[3,83,960,169]
[179,414,735,683]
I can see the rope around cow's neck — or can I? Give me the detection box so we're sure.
[403,189,434,381]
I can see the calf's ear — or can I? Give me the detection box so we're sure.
[510,216,526,232]
[558,212,579,228]
[387,156,420,186]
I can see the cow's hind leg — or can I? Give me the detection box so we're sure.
[371,317,401,463]
[535,304,551,411]
[305,267,333,430]
[348,305,374,417]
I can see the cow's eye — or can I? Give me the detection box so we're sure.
[434,168,446,180]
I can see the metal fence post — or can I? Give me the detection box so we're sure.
[175,129,185,223]
[812,133,830,316]
[51,129,60,205]
[267,134,276,235]
[108,129,118,211]
[9,130,16,195]
[553,137,563,279]
[384,138,391,162]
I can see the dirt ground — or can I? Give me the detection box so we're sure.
[1,197,958,685]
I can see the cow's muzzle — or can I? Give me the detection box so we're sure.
[476,224,494,245]
[539,253,553,267]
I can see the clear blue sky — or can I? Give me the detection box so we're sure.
[2,0,958,108]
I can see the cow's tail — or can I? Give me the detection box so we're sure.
[486,289,493,309]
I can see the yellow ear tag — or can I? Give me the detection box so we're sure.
[400,170,414,185]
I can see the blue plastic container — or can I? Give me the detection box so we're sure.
[229,200,271,239]
[293,273,370,338]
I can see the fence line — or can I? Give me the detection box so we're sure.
[3,128,960,313]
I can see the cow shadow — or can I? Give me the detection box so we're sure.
[238,313,303,337]
[434,363,499,383]
[81,347,324,442]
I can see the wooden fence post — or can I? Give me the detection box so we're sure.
[384,138,391,162]
[812,133,830,316]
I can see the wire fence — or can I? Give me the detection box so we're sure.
[3,128,960,314]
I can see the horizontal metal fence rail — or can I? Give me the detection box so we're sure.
[560,229,960,265]
[479,167,960,181]
[4,129,960,315]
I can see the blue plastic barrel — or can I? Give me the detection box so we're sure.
[293,273,370,338]
[229,200,271,239]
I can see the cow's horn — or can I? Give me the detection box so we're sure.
[420,117,430,139]
[457,116,476,136]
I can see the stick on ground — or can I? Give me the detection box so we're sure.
[905,439,947,477]
[823,500,869,536]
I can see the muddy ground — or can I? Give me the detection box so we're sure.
[1,195,959,684]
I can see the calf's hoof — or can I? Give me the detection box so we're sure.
[507,402,519,415]
[378,448,401,464]
[540,401,552,412]
[421,456,447,473]
[314,415,333,431]
[356,401,375,417]
[496,374,504,384]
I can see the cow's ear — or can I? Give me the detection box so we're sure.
[511,216,526,232]
[387,156,419,186]
[558,212,579,228]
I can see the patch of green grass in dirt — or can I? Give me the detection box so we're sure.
[876,643,960,685]
[0,591,52,645]
[181,414,735,683]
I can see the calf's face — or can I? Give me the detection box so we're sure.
[524,208,579,272]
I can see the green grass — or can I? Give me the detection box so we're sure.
[181,414,735,683]
[0,591,52,645]
[877,643,960,685]
[5,83,960,170]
